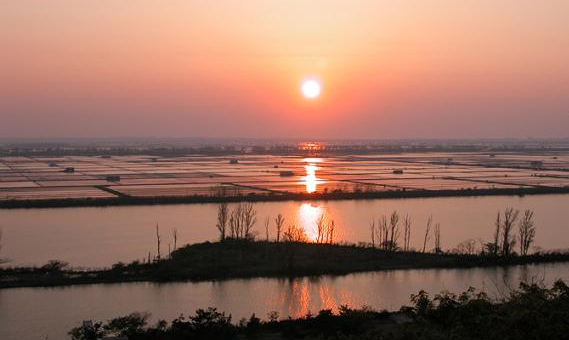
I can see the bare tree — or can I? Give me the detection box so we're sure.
[264,216,270,242]
[434,223,441,253]
[422,215,433,253]
[403,214,411,251]
[519,209,536,256]
[327,220,335,244]
[241,202,257,239]
[0,228,5,264]
[316,213,326,243]
[378,215,388,250]
[216,203,229,241]
[388,211,400,251]
[283,224,307,242]
[455,239,477,255]
[275,214,285,242]
[227,203,257,240]
[501,207,519,256]
[370,219,376,247]
[492,212,501,256]
[229,204,240,239]
[172,228,178,251]
[155,223,161,261]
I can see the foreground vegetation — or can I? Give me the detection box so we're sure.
[2,240,569,289]
[69,279,569,340]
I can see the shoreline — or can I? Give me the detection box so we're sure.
[2,186,569,209]
[2,241,569,289]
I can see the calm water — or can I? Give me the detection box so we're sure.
[1,194,569,267]
[0,263,567,340]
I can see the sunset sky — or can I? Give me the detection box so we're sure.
[1,0,568,139]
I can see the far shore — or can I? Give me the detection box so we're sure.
[2,186,569,209]
[2,240,569,289]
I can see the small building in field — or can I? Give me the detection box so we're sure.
[105,175,121,182]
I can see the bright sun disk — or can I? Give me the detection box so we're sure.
[301,80,321,99]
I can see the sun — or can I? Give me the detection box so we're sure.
[301,79,321,99]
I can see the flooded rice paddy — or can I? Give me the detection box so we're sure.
[1,152,569,200]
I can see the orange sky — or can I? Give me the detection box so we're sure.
[1,0,569,139]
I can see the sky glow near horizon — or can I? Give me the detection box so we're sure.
[1,0,568,139]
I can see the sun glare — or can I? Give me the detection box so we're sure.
[301,80,321,99]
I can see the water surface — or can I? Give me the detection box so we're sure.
[1,194,569,267]
[0,263,566,340]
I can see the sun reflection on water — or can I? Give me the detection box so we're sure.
[296,202,341,243]
[301,158,324,193]
[276,278,356,318]
[298,203,323,242]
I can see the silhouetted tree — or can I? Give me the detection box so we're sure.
[316,213,326,243]
[41,260,69,274]
[434,223,442,253]
[454,239,477,255]
[104,312,150,338]
[155,223,161,260]
[501,207,519,256]
[519,209,536,256]
[172,228,178,251]
[264,216,270,242]
[283,224,307,242]
[216,203,229,241]
[423,215,433,253]
[403,214,412,251]
[267,311,279,322]
[229,205,239,239]
[228,203,257,240]
[378,215,388,250]
[327,220,335,244]
[492,212,501,256]
[0,228,5,264]
[388,211,400,251]
[275,214,285,242]
[370,219,376,247]
[241,202,257,239]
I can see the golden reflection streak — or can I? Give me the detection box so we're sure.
[301,158,324,193]
[318,282,338,311]
[277,278,357,318]
[296,202,342,243]
[282,279,310,318]
[298,203,323,242]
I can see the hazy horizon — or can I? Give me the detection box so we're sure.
[2,0,568,139]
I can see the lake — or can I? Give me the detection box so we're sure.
[1,262,567,339]
[1,194,569,267]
